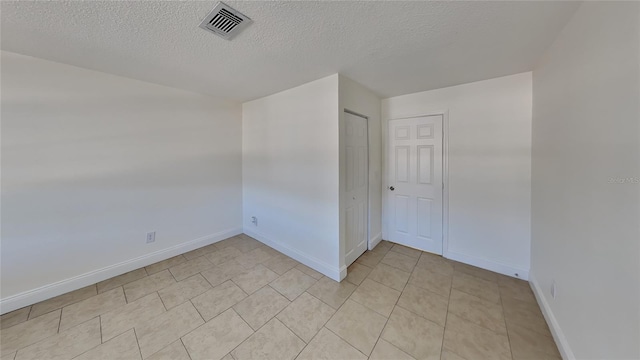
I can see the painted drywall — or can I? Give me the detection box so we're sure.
[531,2,640,359]
[338,75,383,268]
[242,75,342,279]
[1,51,243,311]
[382,73,532,278]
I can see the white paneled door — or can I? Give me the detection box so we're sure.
[387,115,443,254]
[344,111,369,266]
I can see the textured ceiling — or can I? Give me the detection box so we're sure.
[1,1,579,101]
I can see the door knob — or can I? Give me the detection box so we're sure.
[389,186,395,191]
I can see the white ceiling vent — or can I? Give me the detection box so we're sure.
[199,2,252,40]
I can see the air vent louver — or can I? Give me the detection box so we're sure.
[199,2,252,40]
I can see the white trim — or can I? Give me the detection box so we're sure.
[244,229,344,282]
[529,273,575,360]
[368,232,383,250]
[340,108,371,269]
[444,250,529,280]
[382,111,449,255]
[0,227,242,314]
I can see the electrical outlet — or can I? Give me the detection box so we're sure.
[251,216,258,226]
[551,280,557,299]
[146,231,156,243]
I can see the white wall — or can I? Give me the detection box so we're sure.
[531,2,640,359]
[338,75,383,269]
[242,75,342,279]
[0,51,243,312]
[382,73,532,278]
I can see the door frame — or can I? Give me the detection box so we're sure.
[382,111,450,256]
[340,108,370,266]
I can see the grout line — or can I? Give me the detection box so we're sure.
[324,325,370,358]
[99,315,103,343]
[56,307,63,333]
[132,327,144,359]
[180,338,194,360]
[26,305,33,321]
[157,291,169,311]
[189,299,206,323]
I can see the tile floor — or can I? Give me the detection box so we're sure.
[0,235,561,360]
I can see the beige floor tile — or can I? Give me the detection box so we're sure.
[192,280,248,321]
[258,245,282,258]
[501,295,543,318]
[448,289,506,335]
[296,327,367,360]
[350,279,400,317]
[306,277,357,309]
[15,317,101,360]
[295,264,324,279]
[145,255,186,275]
[345,262,372,285]
[325,299,387,355]
[136,301,204,358]
[204,246,243,266]
[503,301,552,337]
[381,251,418,273]
[182,309,253,360]
[213,236,239,249]
[443,313,511,360]
[74,329,141,360]
[158,274,211,309]
[453,262,498,282]
[355,250,385,268]
[1,351,16,360]
[235,248,274,270]
[123,270,176,303]
[59,287,126,331]
[201,259,248,287]
[169,256,214,281]
[29,285,97,319]
[508,323,560,360]
[231,236,263,253]
[499,280,537,304]
[231,264,279,294]
[440,349,467,360]
[1,307,30,330]
[452,272,500,304]
[381,306,443,360]
[367,263,411,291]
[233,286,290,330]
[390,244,422,259]
[269,268,317,301]
[183,243,219,260]
[276,292,335,343]
[231,318,305,360]
[262,254,299,275]
[0,310,61,356]
[371,240,393,254]
[397,284,448,326]
[100,292,166,341]
[408,266,452,298]
[416,253,454,276]
[147,340,191,360]
[370,339,416,360]
[97,269,147,293]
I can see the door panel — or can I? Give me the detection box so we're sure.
[387,115,443,254]
[344,112,369,266]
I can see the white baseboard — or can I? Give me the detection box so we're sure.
[369,232,383,250]
[243,229,343,282]
[529,273,575,360]
[444,250,529,280]
[0,227,242,314]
